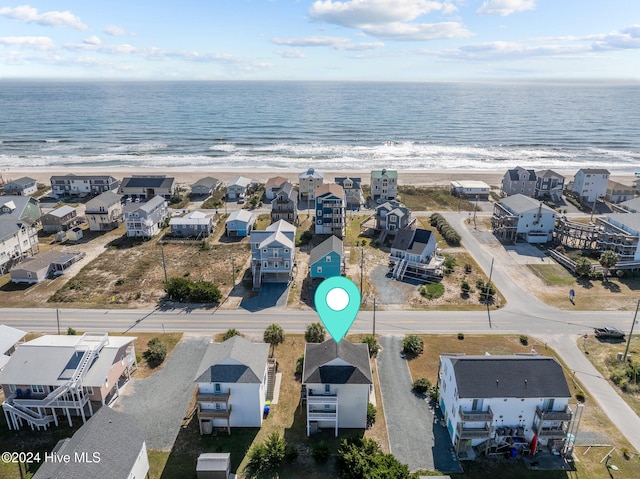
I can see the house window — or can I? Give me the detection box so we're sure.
[31,385,45,394]
[317,220,322,225]
[263,261,268,268]
[324,404,332,411]
[9,384,16,393]
[214,383,221,393]
[317,266,322,273]
[86,386,94,395]
[326,256,331,262]
[471,399,483,411]
[284,261,289,268]
[284,249,289,253]
[215,402,222,411]
[324,384,331,394]
[274,262,278,269]
[263,248,268,253]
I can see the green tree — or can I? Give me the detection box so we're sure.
[245,432,287,477]
[143,337,167,364]
[599,250,619,281]
[263,323,285,357]
[402,335,424,357]
[367,402,377,428]
[460,280,471,295]
[361,336,381,358]
[222,328,241,341]
[336,437,417,479]
[574,256,592,277]
[412,378,431,395]
[305,322,325,343]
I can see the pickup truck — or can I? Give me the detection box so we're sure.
[594,327,625,339]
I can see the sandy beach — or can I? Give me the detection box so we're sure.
[1,167,635,190]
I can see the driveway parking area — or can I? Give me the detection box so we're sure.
[377,336,462,473]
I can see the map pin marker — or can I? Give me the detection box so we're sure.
[314,276,361,343]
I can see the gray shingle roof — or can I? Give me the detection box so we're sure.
[85,191,122,210]
[310,235,343,265]
[536,169,564,180]
[507,167,536,182]
[5,176,36,188]
[303,339,372,385]
[0,324,25,356]
[121,176,174,189]
[500,194,556,215]
[577,168,610,175]
[194,336,269,384]
[449,355,570,399]
[32,407,146,479]
[391,228,433,255]
[335,177,362,189]
[192,176,220,188]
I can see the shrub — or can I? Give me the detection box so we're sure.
[464,262,472,273]
[475,278,485,290]
[67,327,77,336]
[457,332,465,340]
[429,213,461,246]
[479,282,496,302]
[143,337,167,364]
[166,277,222,303]
[460,280,471,295]
[305,322,325,343]
[367,402,377,428]
[413,378,431,394]
[284,444,299,464]
[245,432,287,476]
[403,335,424,356]
[295,355,305,375]
[419,282,445,300]
[296,230,313,246]
[519,335,529,346]
[312,440,331,463]
[222,328,241,341]
[361,336,381,358]
[574,257,592,277]
[337,437,416,479]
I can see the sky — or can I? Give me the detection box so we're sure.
[0,0,639,81]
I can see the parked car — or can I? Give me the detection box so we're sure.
[594,327,625,339]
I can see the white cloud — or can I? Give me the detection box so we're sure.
[84,36,102,45]
[477,0,536,16]
[0,36,55,50]
[361,21,472,41]
[0,5,87,30]
[104,25,131,36]
[309,0,447,27]
[271,35,384,50]
[277,49,306,59]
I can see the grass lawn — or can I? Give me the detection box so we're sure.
[148,334,387,479]
[398,185,476,212]
[527,264,576,286]
[405,334,640,479]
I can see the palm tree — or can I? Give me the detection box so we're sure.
[304,322,325,343]
[263,323,285,357]
[599,250,619,282]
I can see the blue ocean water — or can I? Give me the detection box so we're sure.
[0,81,638,172]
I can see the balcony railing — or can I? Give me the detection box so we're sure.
[532,422,568,438]
[308,410,337,420]
[456,422,492,439]
[458,406,493,422]
[535,405,572,421]
[197,391,231,403]
[307,394,338,404]
[198,404,232,419]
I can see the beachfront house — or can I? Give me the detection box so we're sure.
[375,200,411,234]
[32,407,149,479]
[169,211,213,238]
[438,354,572,458]
[302,339,373,437]
[389,228,441,281]
[370,169,397,203]
[85,191,124,232]
[123,195,168,238]
[265,176,289,200]
[3,177,38,196]
[50,174,119,199]
[606,181,635,204]
[315,184,346,237]
[119,175,176,201]
[191,177,221,197]
[298,168,324,207]
[0,196,41,274]
[10,250,84,284]
[335,176,363,210]
[492,194,556,244]
[226,176,252,200]
[595,213,640,263]
[634,179,640,194]
[534,170,565,201]
[309,235,343,279]
[0,333,137,431]
[0,325,26,372]
[250,219,296,290]
[449,180,491,199]
[501,167,537,197]
[40,205,80,233]
[568,168,610,204]
[270,182,298,225]
[194,336,271,434]
[225,209,255,237]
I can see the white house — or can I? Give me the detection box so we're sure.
[226,176,252,200]
[595,213,640,263]
[302,339,372,437]
[438,355,572,457]
[123,195,168,238]
[194,336,270,434]
[606,180,635,204]
[32,407,149,479]
[250,219,296,290]
[389,228,441,281]
[450,180,491,199]
[0,325,25,372]
[85,191,123,231]
[50,174,119,199]
[492,194,556,244]
[1,333,137,431]
[370,169,397,202]
[191,176,221,196]
[569,168,610,204]
[169,211,214,238]
[315,183,346,237]
[225,209,255,237]
[0,196,41,274]
[3,177,38,196]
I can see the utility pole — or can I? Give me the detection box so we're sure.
[473,194,479,229]
[360,244,364,299]
[623,299,640,361]
[373,298,376,336]
[160,244,168,284]
[231,257,236,287]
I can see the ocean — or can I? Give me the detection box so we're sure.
[0,81,638,172]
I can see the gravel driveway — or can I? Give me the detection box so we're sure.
[378,336,462,473]
[112,333,210,450]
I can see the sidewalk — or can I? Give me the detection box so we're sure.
[540,334,640,453]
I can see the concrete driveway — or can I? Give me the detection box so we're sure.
[377,336,462,473]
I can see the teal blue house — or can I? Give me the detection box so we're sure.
[309,235,343,279]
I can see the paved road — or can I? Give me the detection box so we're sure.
[112,333,210,450]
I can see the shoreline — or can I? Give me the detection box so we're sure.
[1,167,636,189]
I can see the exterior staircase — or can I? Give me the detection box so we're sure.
[266,358,277,401]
